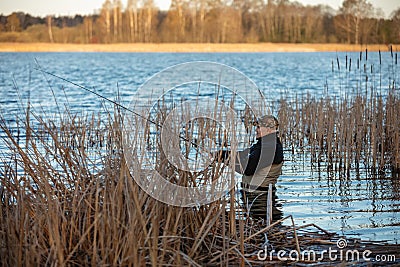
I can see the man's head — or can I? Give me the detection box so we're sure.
[253,115,279,138]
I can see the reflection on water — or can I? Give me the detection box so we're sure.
[280,150,400,244]
[240,185,283,222]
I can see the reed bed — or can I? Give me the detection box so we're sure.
[2,94,399,266]
[277,48,399,175]
[277,88,400,174]
[0,104,340,266]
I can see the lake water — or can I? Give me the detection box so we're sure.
[0,52,399,244]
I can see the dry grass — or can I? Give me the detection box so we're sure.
[0,42,399,53]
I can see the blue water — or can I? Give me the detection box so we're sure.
[0,52,399,243]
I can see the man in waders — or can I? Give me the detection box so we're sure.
[215,115,284,220]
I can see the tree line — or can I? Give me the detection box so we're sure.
[1,0,399,44]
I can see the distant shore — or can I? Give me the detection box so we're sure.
[0,42,398,52]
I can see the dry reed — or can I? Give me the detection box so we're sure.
[277,89,400,174]
[277,49,400,175]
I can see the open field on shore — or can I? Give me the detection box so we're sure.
[0,42,398,52]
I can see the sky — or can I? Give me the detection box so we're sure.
[0,0,399,18]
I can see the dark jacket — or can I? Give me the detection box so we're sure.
[214,133,283,176]
[218,133,283,176]
[235,133,283,176]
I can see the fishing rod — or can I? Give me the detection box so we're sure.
[34,67,161,127]
[33,66,222,154]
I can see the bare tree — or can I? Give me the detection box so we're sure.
[112,0,123,42]
[47,15,54,43]
[165,0,187,42]
[336,0,374,44]
[161,0,192,42]
[6,13,21,32]
[261,0,277,41]
[140,0,157,42]
[176,0,187,40]
[302,5,326,42]
[187,0,211,42]
[198,0,208,42]
[127,0,139,42]
[100,0,112,43]
[224,6,243,42]
[187,1,197,42]
[84,16,93,43]
[390,7,400,43]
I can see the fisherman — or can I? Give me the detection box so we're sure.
[214,115,284,220]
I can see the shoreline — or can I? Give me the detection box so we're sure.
[0,42,398,53]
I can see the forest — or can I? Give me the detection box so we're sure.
[1,0,399,44]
